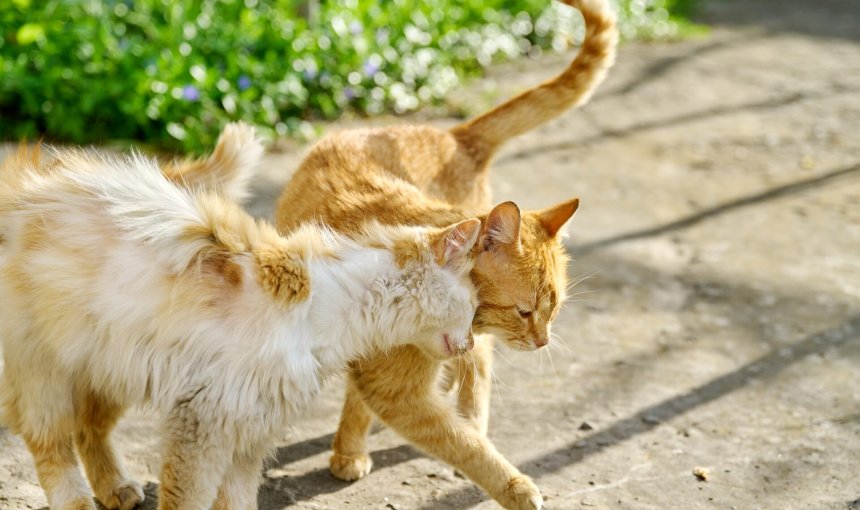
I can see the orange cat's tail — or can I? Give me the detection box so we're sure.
[450,0,617,157]
[162,122,264,203]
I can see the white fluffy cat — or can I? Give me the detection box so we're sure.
[0,125,480,510]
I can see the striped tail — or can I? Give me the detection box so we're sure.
[450,0,618,156]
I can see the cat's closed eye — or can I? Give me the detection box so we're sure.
[518,309,532,319]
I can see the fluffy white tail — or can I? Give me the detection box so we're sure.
[162,122,265,203]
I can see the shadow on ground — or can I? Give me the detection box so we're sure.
[691,0,860,42]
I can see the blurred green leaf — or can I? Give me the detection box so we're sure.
[0,0,699,153]
[16,23,44,45]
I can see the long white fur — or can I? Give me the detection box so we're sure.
[168,121,265,202]
[0,146,478,509]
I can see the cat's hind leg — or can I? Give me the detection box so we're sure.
[2,349,95,510]
[329,375,375,481]
[213,448,266,510]
[159,391,234,510]
[9,383,93,509]
[23,432,95,510]
[74,389,143,510]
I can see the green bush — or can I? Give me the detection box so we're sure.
[0,0,695,153]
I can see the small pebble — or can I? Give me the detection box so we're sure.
[642,414,661,425]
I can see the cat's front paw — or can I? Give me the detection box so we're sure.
[97,480,145,510]
[502,475,543,510]
[329,452,373,481]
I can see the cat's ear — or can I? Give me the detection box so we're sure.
[433,218,482,267]
[480,201,521,252]
[537,198,579,238]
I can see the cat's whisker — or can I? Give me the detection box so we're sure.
[561,298,592,307]
[549,335,572,354]
[566,271,599,291]
[568,289,597,297]
[549,320,570,331]
[489,365,507,408]
[549,333,574,355]
[550,341,572,355]
[492,346,515,367]
[546,345,558,374]
[562,298,592,305]
[571,269,602,285]
[549,330,568,341]
[487,356,513,391]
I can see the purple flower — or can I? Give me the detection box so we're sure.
[237,75,251,91]
[350,21,363,36]
[343,87,356,100]
[182,85,200,101]
[302,62,318,81]
[362,60,380,77]
[375,28,389,44]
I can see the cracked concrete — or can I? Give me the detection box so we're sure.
[2,0,859,508]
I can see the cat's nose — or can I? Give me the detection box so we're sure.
[533,336,549,348]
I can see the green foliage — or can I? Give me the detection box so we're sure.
[0,0,697,152]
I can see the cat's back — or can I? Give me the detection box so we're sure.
[284,125,456,193]
[275,124,481,233]
[0,151,189,332]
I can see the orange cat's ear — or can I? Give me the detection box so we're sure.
[433,218,481,267]
[537,198,579,238]
[480,201,521,252]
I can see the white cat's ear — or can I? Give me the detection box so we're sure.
[480,201,521,252]
[434,218,481,267]
[537,198,579,238]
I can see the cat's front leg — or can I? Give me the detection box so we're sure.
[377,397,541,510]
[329,375,375,481]
[353,348,543,510]
[159,393,234,510]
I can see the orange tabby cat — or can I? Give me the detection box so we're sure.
[175,1,616,508]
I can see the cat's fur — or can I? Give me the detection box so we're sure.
[0,125,483,510]
[172,1,617,508]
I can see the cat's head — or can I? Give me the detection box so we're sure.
[373,218,481,360]
[471,199,578,351]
